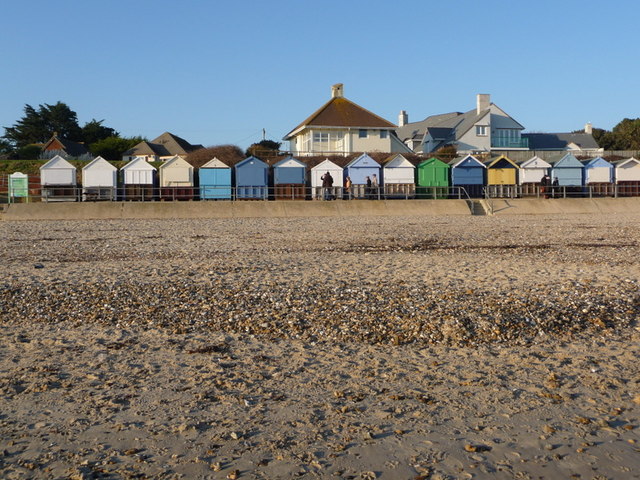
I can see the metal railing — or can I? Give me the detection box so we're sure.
[2,182,639,204]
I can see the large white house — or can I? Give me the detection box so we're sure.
[283,84,411,156]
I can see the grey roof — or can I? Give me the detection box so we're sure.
[523,133,600,150]
[123,132,203,157]
[396,108,489,151]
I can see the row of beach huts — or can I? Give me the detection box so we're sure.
[7,152,640,202]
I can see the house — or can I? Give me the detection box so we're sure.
[396,94,528,154]
[41,133,91,159]
[283,84,412,156]
[523,123,603,155]
[122,132,203,162]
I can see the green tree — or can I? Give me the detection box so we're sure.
[90,136,144,160]
[0,138,14,158]
[246,139,282,159]
[82,119,118,145]
[3,102,82,148]
[610,118,640,149]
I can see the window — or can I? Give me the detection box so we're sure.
[311,131,344,153]
[359,129,368,138]
[380,130,388,139]
[476,125,487,136]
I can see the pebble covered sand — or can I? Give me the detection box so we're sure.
[0,213,639,479]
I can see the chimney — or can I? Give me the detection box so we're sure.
[331,83,344,98]
[398,110,408,127]
[584,122,593,134]
[477,94,490,114]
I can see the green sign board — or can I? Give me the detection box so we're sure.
[9,173,28,199]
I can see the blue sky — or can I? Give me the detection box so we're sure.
[2,0,639,149]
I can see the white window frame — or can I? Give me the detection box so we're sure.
[476,125,488,136]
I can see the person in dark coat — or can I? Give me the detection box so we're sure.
[321,171,334,200]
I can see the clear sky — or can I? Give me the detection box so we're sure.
[2,0,639,149]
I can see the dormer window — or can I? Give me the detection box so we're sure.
[476,125,488,136]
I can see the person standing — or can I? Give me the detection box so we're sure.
[321,171,334,200]
[365,176,372,199]
[371,174,379,199]
[344,176,352,199]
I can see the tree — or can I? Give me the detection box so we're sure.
[0,138,14,158]
[610,118,640,150]
[186,145,245,168]
[246,139,282,161]
[90,136,144,160]
[3,102,82,148]
[82,119,118,145]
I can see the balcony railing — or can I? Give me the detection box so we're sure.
[491,137,529,148]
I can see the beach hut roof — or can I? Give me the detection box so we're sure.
[311,158,342,171]
[345,152,380,168]
[519,155,552,169]
[449,154,485,168]
[551,153,582,167]
[273,156,306,169]
[235,155,268,169]
[612,157,640,167]
[383,154,414,169]
[122,156,157,171]
[417,157,450,168]
[82,156,117,172]
[485,155,519,169]
[201,157,230,169]
[160,155,192,169]
[40,155,76,171]
[581,156,613,168]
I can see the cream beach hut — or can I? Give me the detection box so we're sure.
[159,155,194,200]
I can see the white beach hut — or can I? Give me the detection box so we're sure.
[518,155,551,184]
[383,154,415,198]
[159,155,194,200]
[310,158,343,199]
[121,156,157,200]
[40,155,77,201]
[82,156,117,201]
[614,157,640,196]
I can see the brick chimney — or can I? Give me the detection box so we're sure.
[477,94,490,114]
[398,110,408,127]
[331,83,344,98]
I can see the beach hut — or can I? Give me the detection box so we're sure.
[121,156,157,201]
[40,155,77,201]
[382,154,415,198]
[344,153,381,199]
[614,157,640,196]
[310,159,344,200]
[273,156,306,200]
[199,157,232,200]
[159,155,194,200]
[582,157,614,196]
[81,156,117,201]
[518,155,552,197]
[234,156,269,199]
[416,157,450,199]
[550,153,584,196]
[449,154,486,198]
[8,172,29,203]
[485,155,519,198]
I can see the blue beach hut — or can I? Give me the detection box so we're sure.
[234,156,269,199]
[449,154,486,197]
[273,156,306,199]
[199,158,232,200]
[550,153,584,187]
[344,153,381,199]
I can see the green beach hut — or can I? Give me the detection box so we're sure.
[416,157,450,198]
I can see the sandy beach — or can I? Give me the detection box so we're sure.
[1,213,639,479]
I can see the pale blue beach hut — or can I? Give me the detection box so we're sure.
[199,158,232,199]
[234,156,269,199]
